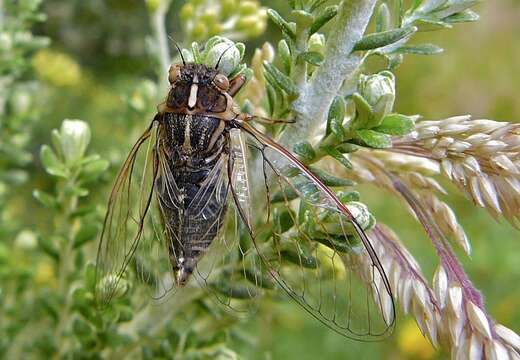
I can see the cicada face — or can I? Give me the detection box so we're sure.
[161,63,243,121]
[96,60,396,341]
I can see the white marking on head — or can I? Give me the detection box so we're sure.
[188,74,199,109]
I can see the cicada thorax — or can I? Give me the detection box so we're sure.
[156,63,243,286]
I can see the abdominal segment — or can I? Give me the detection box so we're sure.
[157,113,229,286]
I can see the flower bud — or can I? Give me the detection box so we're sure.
[346,201,372,230]
[14,230,38,250]
[145,0,161,12]
[97,274,129,300]
[0,33,12,51]
[308,33,325,54]
[190,23,208,41]
[239,1,259,15]
[9,89,32,115]
[59,119,91,165]
[180,3,195,20]
[358,71,395,122]
[204,37,241,76]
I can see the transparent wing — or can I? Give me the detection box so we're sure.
[236,123,396,340]
[190,129,266,314]
[95,120,179,306]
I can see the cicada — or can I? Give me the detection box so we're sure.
[95,57,395,340]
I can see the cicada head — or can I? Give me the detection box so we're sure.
[165,63,246,116]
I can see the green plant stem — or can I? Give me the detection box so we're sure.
[112,287,204,358]
[53,176,81,359]
[293,28,309,88]
[282,0,377,147]
[0,0,4,29]
[151,0,172,91]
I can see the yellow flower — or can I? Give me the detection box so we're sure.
[34,261,57,287]
[397,319,436,359]
[32,49,82,87]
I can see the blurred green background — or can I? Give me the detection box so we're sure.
[3,0,520,359]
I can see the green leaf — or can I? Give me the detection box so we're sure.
[210,282,260,299]
[243,269,275,289]
[293,141,316,162]
[414,18,452,31]
[309,0,329,13]
[326,96,346,139]
[291,9,314,27]
[431,1,479,19]
[85,262,97,291]
[443,9,479,23]
[38,236,60,262]
[337,190,360,203]
[65,186,89,197]
[310,5,338,34]
[40,145,67,178]
[33,189,57,208]
[74,223,100,249]
[266,84,277,116]
[394,43,443,55]
[271,187,298,203]
[51,129,62,158]
[267,9,296,39]
[308,167,354,187]
[376,3,391,32]
[263,62,300,99]
[373,113,418,135]
[191,42,202,63]
[314,236,352,253]
[354,130,392,148]
[350,93,373,129]
[297,51,324,66]
[278,40,292,74]
[81,158,109,182]
[280,249,318,269]
[320,146,352,169]
[274,208,296,233]
[335,143,359,153]
[72,317,92,337]
[353,26,416,51]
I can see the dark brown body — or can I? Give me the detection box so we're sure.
[157,113,229,285]
[154,63,244,285]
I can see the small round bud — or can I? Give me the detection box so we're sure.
[14,230,38,250]
[59,119,91,165]
[346,201,372,230]
[308,33,325,54]
[204,38,241,76]
[180,3,194,19]
[239,1,259,15]
[97,274,129,300]
[145,0,161,12]
[358,71,395,119]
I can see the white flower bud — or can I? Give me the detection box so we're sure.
[346,201,372,230]
[204,37,241,76]
[97,274,129,300]
[358,71,395,120]
[308,33,325,54]
[14,230,38,250]
[59,119,91,165]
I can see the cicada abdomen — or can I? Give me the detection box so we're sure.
[156,112,229,285]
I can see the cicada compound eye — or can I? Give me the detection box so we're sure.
[213,73,230,91]
[168,64,182,84]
